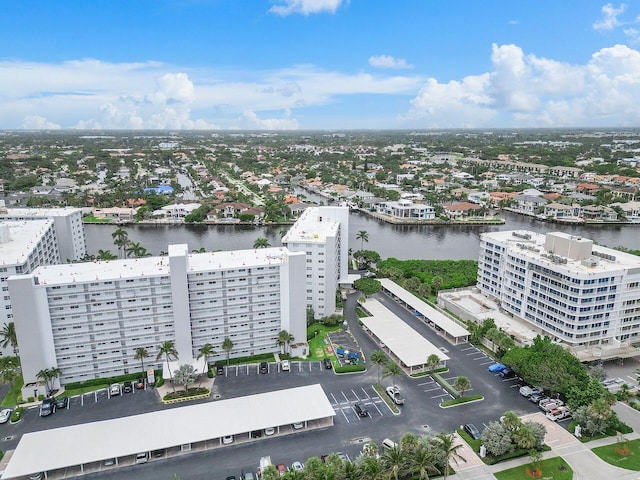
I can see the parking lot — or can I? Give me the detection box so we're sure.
[325,385,391,424]
[223,360,329,377]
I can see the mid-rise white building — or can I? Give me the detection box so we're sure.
[0,204,87,261]
[0,220,61,355]
[477,230,640,347]
[9,245,306,394]
[282,206,349,319]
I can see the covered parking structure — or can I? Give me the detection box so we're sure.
[2,384,335,480]
[359,298,450,374]
[379,278,470,345]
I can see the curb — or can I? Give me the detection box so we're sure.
[439,396,484,409]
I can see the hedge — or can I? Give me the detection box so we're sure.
[441,394,483,407]
[216,353,275,367]
[433,372,459,397]
[64,371,160,390]
[334,364,366,374]
[163,387,209,401]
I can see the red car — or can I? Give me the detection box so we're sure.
[275,464,287,476]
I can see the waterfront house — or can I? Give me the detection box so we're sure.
[443,202,482,218]
[376,200,436,220]
[543,202,582,220]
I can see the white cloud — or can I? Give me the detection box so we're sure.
[368,55,413,70]
[624,27,640,43]
[405,43,640,128]
[593,3,626,31]
[19,115,61,130]
[269,0,344,16]
[239,109,299,130]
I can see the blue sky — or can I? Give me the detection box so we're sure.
[2,0,640,130]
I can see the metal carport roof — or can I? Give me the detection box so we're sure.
[2,384,334,479]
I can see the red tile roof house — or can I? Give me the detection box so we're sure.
[443,202,482,218]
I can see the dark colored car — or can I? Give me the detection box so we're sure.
[152,449,165,458]
[123,381,133,393]
[40,397,55,417]
[216,365,225,375]
[464,423,481,440]
[250,430,262,438]
[259,362,268,374]
[499,368,516,379]
[55,396,68,409]
[353,402,368,417]
[323,358,332,369]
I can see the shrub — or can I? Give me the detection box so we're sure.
[37,394,44,401]
[27,397,34,403]
[155,374,164,388]
[334,364,366,374]
[207,368,214,378]
[10,407,23,423]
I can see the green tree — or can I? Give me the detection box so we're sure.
[512,423,537,450]
[134,347,150,376]
[380,444,406,480]
[253,237,271,249]
[96,249,117,260]
[197,343,216,377]
[173,364,197,392]
[111,227,129,259]
[276,330,294,354]
[222,337,234,367]
[0,322,18,356]
[410,442,439,480]
[383,360,403,387]
[434,432,462,480]
[427,353,440,374]
[157,341,179,392]
[356,230,369,251]
[500,411,522,432]
[370,350,387,384]
[453,376,471,397]
[482,421,512,456]
[353,278,382,296]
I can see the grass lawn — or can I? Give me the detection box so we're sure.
[0,376,24,407]
[592,439,640,470]
[494,457,572,479]
[306,323,342,361]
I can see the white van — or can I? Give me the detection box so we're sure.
[382,438,398,450]
[135,452,148,464]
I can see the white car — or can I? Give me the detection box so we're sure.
[292,421,304,430]
[291,461,304,471]
[0,408,12,424]
[109,383,121,396]
[264,427,275,436]
[222,435,234,444]
[385,386,405,405]
[281,360,290,371]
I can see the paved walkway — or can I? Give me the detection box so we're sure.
[450,402,640,480]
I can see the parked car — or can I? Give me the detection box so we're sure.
[323,358,333,369]
[135,452,148,464]
[540,399,564,412]
[499,368,516,379]
[216,365,225,375]
[385,386,405,405]
[264,427,276,436]
[103,458,116,467]
[29,473,44,480]
[546,406,572,421]
[292,421,304,430]
[529,392,546,403]
[251,430,262,438]
[222,435,234,444]
[260,362,268,374]
[39,397,55,417]
[488,363,506,373]
[0,408,12,424]
[55,396,68,409]
[281,360,290,371]
[464,423,481,440]
[152,449,166,458]
[276,464,287,476]
[291,461,304,471]
[382,438,398,450]
[519,385,543,398]
[135,378,145,389]
[110,383,121,396]
[123,381,133,393]
[353,402,368,417]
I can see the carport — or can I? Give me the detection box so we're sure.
[379,278,470,345]
[359,298,450,374]
[2,384,335,480]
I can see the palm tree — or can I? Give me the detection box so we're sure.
[156,341,179,392]
[192,247,206,253]
[36,368,60,394]
[426,353,440,375]
[253,237,271,249]
[197,343,216,374]
[501,411,522,432]
[48,367,62,391]
[277,330,293,354]
[126,241,151,258]
[0,322,18,356]
[356,230,369,251]
[96,249,117,261]
[173,364,197,392]
[134,347,150,376]
[0,368,18,396]
[381,444,405,480]
[383,360,403,387]
[453,376,471,397]
[111,227,128,259]
[410,442,439,480]
[434,433,463,480]
[222,337,234,367]
[370,350,387,384]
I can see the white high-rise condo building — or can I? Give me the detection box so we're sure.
[477,230,640,347]
[282,206,349,319]
[0,204,87,261]
[9,245,306,395]
[0,220,61,356]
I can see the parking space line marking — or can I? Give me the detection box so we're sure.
[460,346,475,351]
[470,355,487,360]
[418,381,434,386]
[340,408,350,424]
[466,351,482,356]
[351,389,361,401]
[341,391,350,403]
[370,401,383,416]
[423,387,441,393]
[479,361,494,365]
[330,392,339,405]
[431,393,450,399]
[360,387,371,400]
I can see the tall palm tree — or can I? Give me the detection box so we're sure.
[0,322,18,356]
[134,347,150,376]
[222,337,234,367]
[276,330,293,354]
[111,227,129,259]
[356,230,369,251]
[434,432,463,480]
[48,367,62,391]
[156,341,179,392]
[380,444,405,480]
[370,350,387,384]
[197,343,216,373]
[410,443,439,480]
[253,237,270,249]
[383,360,403,387]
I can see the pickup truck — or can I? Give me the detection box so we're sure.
[386,385,405,405]
[519,385,543,398]
[545,406,571,421]
[539,399,565,412]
